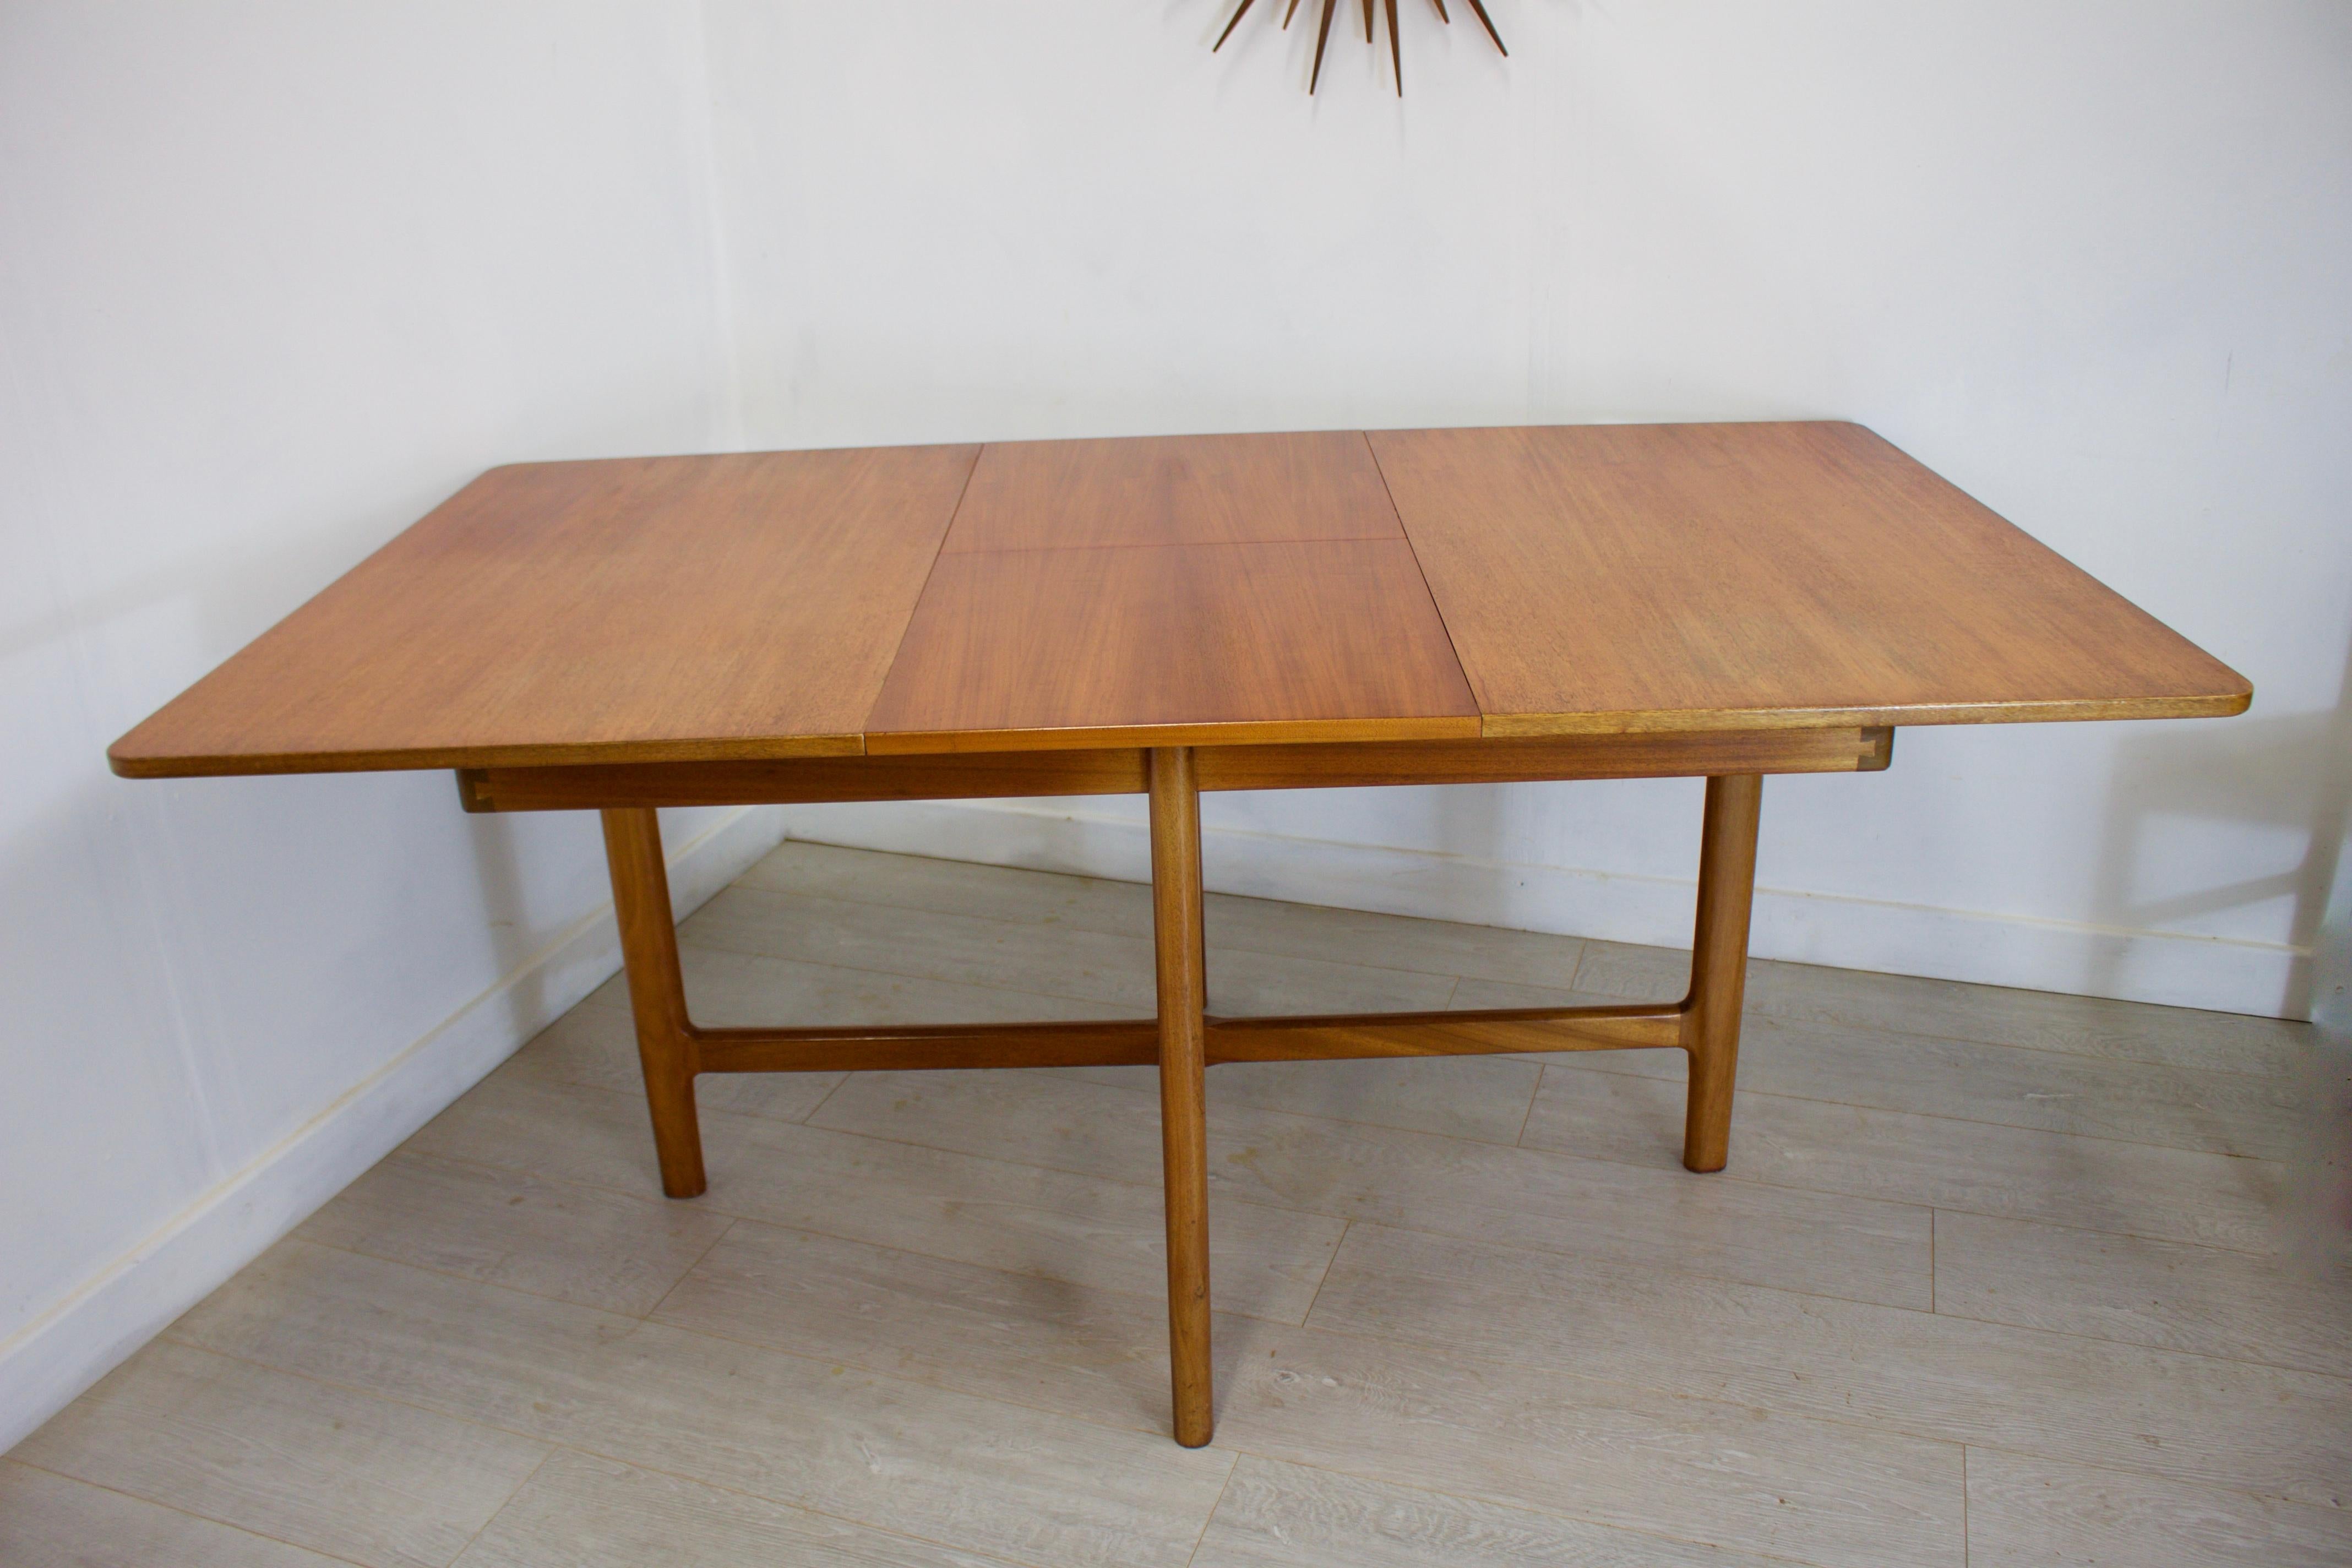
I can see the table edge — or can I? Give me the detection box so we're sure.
[1478,690,2252,738]
[106,731,868,780]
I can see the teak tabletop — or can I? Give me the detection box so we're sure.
[110,423,2244,776]
[109,423,2250,1449]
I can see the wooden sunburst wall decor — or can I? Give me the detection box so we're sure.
[1214,0,1506,95]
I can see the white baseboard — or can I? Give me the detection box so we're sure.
[773,799,2310,1021]
[0,804,787,1455]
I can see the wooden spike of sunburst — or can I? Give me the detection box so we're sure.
[1212,0,1259,51]
[1219,0,1504,96]
[1461,0,1507,56]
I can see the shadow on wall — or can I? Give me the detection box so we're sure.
[2306,771,2352,1272]
[5,494,430,683]
[458,802,553,1046]
[2090,630,2352,1020]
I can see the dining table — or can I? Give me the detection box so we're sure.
[110,421,2250,1447]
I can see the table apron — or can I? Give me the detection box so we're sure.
[456,726,1891,812]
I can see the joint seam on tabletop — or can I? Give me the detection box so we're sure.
[1361,429,1486,718]
[853,442,988,748]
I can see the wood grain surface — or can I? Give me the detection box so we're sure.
[454,727,1889,812]
[863,537,1479,752]
[1370,421,2251,734]
[108,446,978,776]
[940,430,1402,552]
[110,423,2248,777]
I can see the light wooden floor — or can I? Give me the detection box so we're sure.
[10,841,2349,1568]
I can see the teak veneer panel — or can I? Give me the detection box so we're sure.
[455,728,1891,812]
[940,431,1404,552]
[1369,422,2252,734]
[864,538,1479,753]
[111,423,2249,779]
[1194,725,1890,791]
[108,446,979,776]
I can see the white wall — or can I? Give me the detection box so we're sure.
[4,0,2346,1452]
[0,3,780,1449]
[705,0,2352,1020]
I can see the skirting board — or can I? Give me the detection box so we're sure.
[0,804,787,1456]
[772,798,2310,1021]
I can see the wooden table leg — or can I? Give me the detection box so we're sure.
[1148,747,1214,1448]
[1684,774,1762,1174]
[601,807,706,1199]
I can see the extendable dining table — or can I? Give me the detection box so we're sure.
[110,422,2249,1447]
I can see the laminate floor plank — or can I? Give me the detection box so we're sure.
[713,1092,1346,1325]
[653,1217,1216,1435]
[1461,978,2312,1159]
[681,884,1159,1010]
[649,1215,1962,1568]
[680,883,1461,1016]
[1046,1054,1540,1145]
[741,840,1157,936]
[809,1068,1934,1309]
[1216,1319,1962,1568]
[454,1448,1029,1568]
[167,1240,1234,1568]
[26,844,2338,1568]
[1204,894,1582,993]
[11,1339,546,1568]
[740,840,1589,988]
[1550,941,1691,1004]
[525,1003,845,1122]
[409,1054,754,1197]
[1194,1453,1825,1568]
[1931,1210,2352,1376]
[1963,1447,2352,1568]
[1522,1061,2282,1251]
[580,924,1150,1026]
[1572,940,2315,1078]
[0,1460,353,1568]
[407,1069,1343,1325]
[296,1150,734,1317]
[1305,1223,2352,1507]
